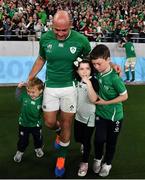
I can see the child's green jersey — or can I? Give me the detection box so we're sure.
[18,90,43,127]
[94,69,127,121]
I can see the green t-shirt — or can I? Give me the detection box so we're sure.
[95,69,127,121]
[18,90,43,127]
[123,42,136,58]
[39,30,91,87]
[38,11,47,25]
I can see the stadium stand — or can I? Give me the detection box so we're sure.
[0,0,144,42]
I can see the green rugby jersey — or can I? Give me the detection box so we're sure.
[123,42,136,58]
[95,69,127,121]
[39,30,91,87]
[18,90,43,127]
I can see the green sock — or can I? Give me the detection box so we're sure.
[125,71,129,80]
[131,71,135,81]
[57,145,68,158]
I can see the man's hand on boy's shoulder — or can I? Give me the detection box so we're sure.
[110,63,122,77]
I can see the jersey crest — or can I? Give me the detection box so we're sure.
[70,47,77,54]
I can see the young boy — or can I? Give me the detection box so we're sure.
[89,44,128,177]
[14,77,44,163]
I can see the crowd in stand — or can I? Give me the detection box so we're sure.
[0,0,145,42]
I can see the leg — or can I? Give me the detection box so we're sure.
[43,111,62,150]
[130,59,136,81]
[14,125,29,162]
[55,111,74,177]
[82,125,94,162]
[77,124,94,177]
[98,120,122,177]
[17,125,29,152]
[32,127,44,158]
[43,111,59,129]
[32,127,43,149]
[124,61,130,81]
[74,120,85,144]
[55,86,77,177]
[94,117,107,160]
[42,87,60,130]
[93,117,107,174]
[74,120,85,155]
[103,120,122,165]
[59,111,74,143]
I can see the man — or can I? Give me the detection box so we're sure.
[28,10,91,177]
[119,36,136,82]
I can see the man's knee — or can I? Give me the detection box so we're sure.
[44,120,54,128]
[43,116,56,129]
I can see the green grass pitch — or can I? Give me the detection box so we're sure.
[0,85,145,179]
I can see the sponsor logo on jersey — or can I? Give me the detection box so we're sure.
[31,101,35,105]
[47,44,52,52]
[70,47,76,54]
[58,43,64,47]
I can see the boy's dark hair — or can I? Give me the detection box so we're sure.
[28,77,44,90]
[90,44,110,60]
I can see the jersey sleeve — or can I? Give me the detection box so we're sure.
[39,38,46,60]
[91,75,99,93]
[15,88,25,102]
[112,75,127,95]
[38,34,47,61]
[81,36,91,57]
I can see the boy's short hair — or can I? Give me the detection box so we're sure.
[28,77,44,90]
[90,44,110,60]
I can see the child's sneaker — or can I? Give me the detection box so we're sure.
[78,162,88,177]
[55,157,65,177]
[93,158,102,173]
[35,148,44,158]
[80,144,84,154]
[99,163,112,177]
[54,135,61,149]
[13,151,24,163]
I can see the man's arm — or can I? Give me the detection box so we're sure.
[28,56,45,81]
[110,62,122,77]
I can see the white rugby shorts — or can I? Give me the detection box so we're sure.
[42,86,77,113]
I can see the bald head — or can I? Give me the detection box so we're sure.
[53,10,72,40]
[53,10,71,24]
